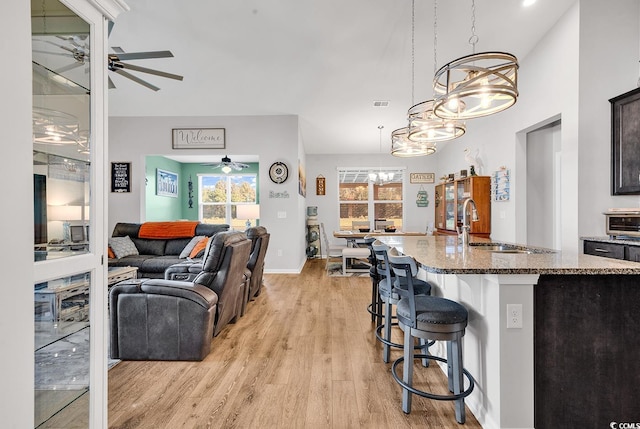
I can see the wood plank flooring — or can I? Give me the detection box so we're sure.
[107,259,482,428]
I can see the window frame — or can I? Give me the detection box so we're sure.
[198,173,257,227]
[337,168,405,230]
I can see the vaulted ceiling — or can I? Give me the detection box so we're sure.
[106,0,576,155]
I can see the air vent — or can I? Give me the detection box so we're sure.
[373,100,390,107]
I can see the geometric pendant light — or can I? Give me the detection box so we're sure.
[433,0,518,120]
[407,99,466,143]
[433,51,518,120]
[32,107,80,145]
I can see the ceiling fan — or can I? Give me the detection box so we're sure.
[107,46,183,92]
[202,156,250,173]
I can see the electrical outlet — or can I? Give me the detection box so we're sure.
[506,304,523,329]
[277,249,283,257]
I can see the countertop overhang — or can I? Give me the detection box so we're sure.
[377,235,640,275]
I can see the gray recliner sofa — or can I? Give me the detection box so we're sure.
[108,222,229,278]
[109,230,252,361]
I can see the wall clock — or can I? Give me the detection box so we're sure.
[269,162,289,183]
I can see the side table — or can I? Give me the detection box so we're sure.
[108,266,138,286]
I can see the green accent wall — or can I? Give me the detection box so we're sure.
[145,156,260,221]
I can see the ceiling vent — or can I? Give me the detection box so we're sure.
[373,100,390,107]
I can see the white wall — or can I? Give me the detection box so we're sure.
[432,0,640,252]
[109,115,307,272]
[305,152,440,252]
[1,1,34,426]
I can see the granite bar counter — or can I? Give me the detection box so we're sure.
[378,235,640,429]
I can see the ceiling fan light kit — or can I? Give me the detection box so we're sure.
[203,156,250,174]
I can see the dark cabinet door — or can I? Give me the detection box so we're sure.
[628,246,640,262]
[583,240,625,260]
[610,87,640,195]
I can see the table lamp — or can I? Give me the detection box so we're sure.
[236,204,260,229]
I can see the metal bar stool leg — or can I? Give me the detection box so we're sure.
[452,337,466,424]
[402,326,414,413]
[383,298,393,363]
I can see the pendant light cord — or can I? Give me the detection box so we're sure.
[433,0,438,74]
[469,0,479,53]
[411,0,415,106]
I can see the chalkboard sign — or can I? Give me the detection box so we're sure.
[111,162,131,193]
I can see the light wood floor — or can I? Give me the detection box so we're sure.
[41,260,482,428]
[105,259,482,428]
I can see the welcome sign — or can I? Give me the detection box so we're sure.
[172,128,225,149]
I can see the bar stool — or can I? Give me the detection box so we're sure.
[387,247,475,424]
[363,236,383,326]
[371,240,432,363]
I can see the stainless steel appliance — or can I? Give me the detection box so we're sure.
[604,209,640,238]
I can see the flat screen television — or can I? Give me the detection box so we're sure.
[70,225,85,243]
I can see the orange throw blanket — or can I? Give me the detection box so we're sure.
[138,221,199,239]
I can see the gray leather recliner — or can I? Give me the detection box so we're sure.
[109,231,251,361]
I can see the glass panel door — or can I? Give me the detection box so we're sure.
[32,0,92,425]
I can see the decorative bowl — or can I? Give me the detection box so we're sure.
[359,228,370,233]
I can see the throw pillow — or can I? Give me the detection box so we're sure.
[108,236,139,259]
[189,237,209,258]
[108,247,115,259]
[179,235,206,259]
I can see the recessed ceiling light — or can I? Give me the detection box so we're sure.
[523,0,536,6]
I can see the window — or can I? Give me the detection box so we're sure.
[199,174,257,229]
[338,168,404,230]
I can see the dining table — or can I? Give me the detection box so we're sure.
[333,230,427,246]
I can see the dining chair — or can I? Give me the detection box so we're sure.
[320,222,347,272]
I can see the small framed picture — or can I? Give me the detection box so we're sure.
[156,168,178,197]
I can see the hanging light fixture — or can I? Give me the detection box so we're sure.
[407,0,465,145]
[33,107,80,145]
[371,125,395,184]
[393,0,464,157]
[433,0,518,120]
[391,126,436,156]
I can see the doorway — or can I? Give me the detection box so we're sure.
[525,120,562,250]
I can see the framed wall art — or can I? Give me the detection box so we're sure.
[156,168,178,197]
[111,162,131,193]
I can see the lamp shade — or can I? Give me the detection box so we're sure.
[48,205,82,221]
[236,204,260,220]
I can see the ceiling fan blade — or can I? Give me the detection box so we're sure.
[108,76,116,89]
[111,50,174,61]
[33,49,72,58]
[112,68,160,91]
[114,61,183,81]
[111,46,125,54]
[55,62,84,74]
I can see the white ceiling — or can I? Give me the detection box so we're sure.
[107,0,576,156]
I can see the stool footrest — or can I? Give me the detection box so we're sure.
[375,324,433,351]
[391,354,475,401]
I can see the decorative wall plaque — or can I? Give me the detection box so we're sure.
[409,172,435,184]
[172,128,225,149]
[316,175,326,195]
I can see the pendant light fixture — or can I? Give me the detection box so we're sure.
[392,0,464,157]
[372,125,395,183]
[433,0,519,120]
[406,0,465,144]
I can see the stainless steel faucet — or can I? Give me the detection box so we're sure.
[459,197,479,246]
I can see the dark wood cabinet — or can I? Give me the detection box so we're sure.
[610,87,640,195]
[583,239,640,261]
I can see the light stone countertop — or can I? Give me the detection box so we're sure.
[377,235,640,275]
